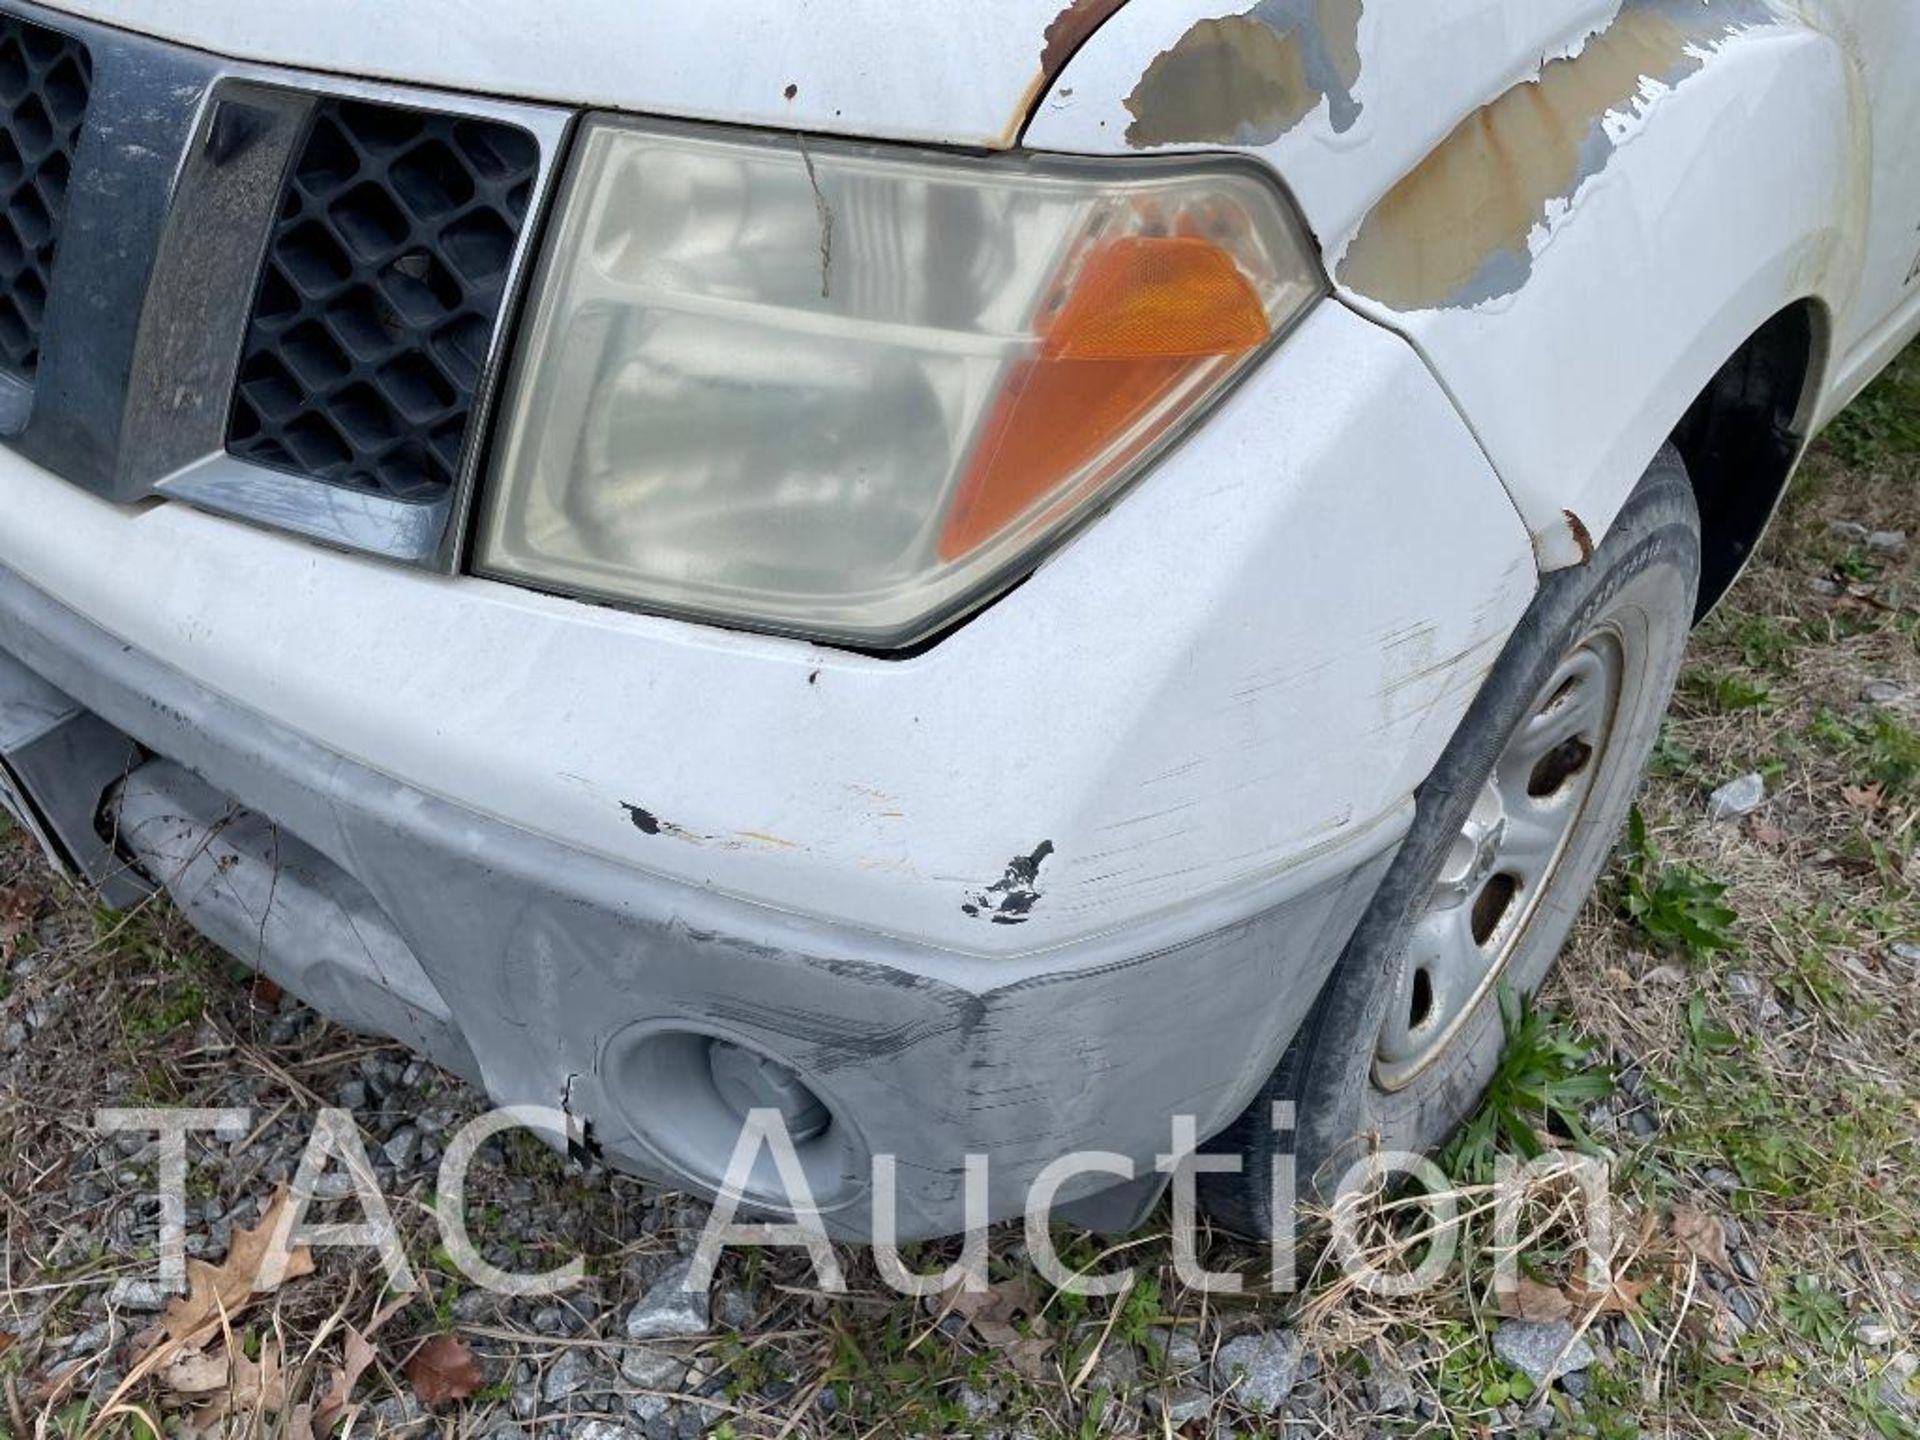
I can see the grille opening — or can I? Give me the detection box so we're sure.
[226,97,539,506]
[0,15,92,383]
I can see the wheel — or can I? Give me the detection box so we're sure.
[1199,448,1701,1237]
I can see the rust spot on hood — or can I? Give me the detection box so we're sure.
[1338,1,1757,311]
[1041,0,1133,79]
[1123,0,1363,148]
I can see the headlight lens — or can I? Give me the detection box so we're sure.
[478,119,1323,646]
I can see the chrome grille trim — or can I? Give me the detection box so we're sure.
[0,0,571,570]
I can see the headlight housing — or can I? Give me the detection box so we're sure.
[478,119,1324,647]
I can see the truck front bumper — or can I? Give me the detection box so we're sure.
[0,301,1535,1238]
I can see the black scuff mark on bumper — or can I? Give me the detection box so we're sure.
[962,840,1056,925]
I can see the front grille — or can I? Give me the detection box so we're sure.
[0,15,90,382]
[227,98,539,505]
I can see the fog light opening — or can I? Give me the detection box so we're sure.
[706,1039,831,1143]
[599,1025,868,1213]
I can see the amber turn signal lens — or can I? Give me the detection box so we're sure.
[940,236,1272,560]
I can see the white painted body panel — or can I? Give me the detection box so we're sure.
[1802,0,1920,422]
[0,303,1533,957]
[1338,24,1860,564]
[1032,0,1916,565]
[36,0,1072,149]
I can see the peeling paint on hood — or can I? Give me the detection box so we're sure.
[1336,0,1763,311]
[1122,0,1364,148]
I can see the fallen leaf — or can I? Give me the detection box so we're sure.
[1495,1275,1573,1323]
[159,1189,316,1346]
[170,1341,291,1436]
[163,1348,235,1395]
[1007,1335,1055,1381]
[943,1276,1037,1349]
[0,880,45,960]
[1747,818,1789,846]
[309,1326,378,1437]
[1669,1204,1732,1274]
[406,1334,485,1405]
[1842,783,1885,812]
[940,1276,1056,1376]
[1568,1273,1650,1315]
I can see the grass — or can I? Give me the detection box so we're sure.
[0,342,1916,1439]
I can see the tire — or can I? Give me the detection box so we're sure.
[1199,448,1701,1238]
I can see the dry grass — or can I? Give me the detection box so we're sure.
[0,344,1917,1439]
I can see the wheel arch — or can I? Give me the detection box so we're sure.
[1670,297,1831,619]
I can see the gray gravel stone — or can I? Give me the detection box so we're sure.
[619,1343,688,1393]
[1708,772,1766,821]
[1704,1166,1742,1194]
[955,1383,1001,1420]
[452,1289,500,1323]
[1213,1331,1302,1413]
[1368,1344,1418,1415]
[1148,1326,1203,1375]
[625,1391,674,1427]
[1492,1320,1596,1385]
[1726,972,1783,1026]
[1869,530,1907,553]
[544,1348,604,1404]
[625,1259,710,1340]
[1863,680,1908,706]
[1161,1386,1212,1424]
[1858,1319,1896,1348]
[532,1303,585,1336]
[714,1287,756,1331]
[381,1126,421,1171]
[370,1395,426,1432]
[1093,1344,1141,1394]
[64,1320,118,1357]
[573,1422,641,1440]
[1879,1351,1917,1416]
[1728,1290,1758,1336]
[105,1278,172,1312]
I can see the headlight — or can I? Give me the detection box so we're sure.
[478,118,1324,647]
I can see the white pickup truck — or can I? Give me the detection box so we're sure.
[0,0,1911,1241]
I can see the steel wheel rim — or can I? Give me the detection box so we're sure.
[1373,627,1626,1093]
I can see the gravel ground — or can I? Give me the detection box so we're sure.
[1,343,1917,1439]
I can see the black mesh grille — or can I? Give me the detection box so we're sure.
[0,16,91,382]
[227,99,539,504]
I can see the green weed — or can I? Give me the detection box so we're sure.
[1619,809,1739,960]
[1440,989,1613,1184]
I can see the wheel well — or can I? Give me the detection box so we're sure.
[1669,301,1825,619]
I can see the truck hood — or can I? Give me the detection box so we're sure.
[36,0,1116,148]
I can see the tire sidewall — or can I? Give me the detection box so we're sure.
[1201,452,1701,1233]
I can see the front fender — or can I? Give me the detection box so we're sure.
[1029,0,1863,568]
